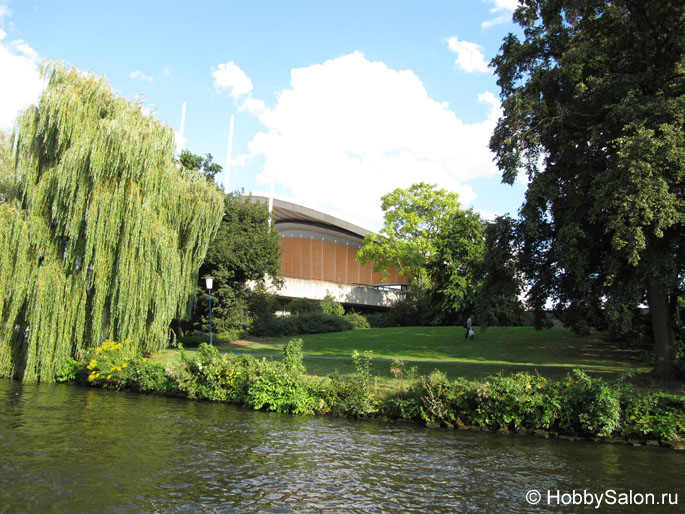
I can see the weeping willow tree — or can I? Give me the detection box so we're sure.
[0,63,224,382]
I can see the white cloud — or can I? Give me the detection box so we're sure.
[482,0,517,28]
[0,32,43,130]
[212,61,253,98]
[129,70,154,83]
[446,37,490,74]
[490,0,518,11]
[239,52,501,229]
[481,15,509,29]
[0,5,12,21]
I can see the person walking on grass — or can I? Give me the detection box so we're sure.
[465,314,475,340]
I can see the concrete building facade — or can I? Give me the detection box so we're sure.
[249,196,407,309]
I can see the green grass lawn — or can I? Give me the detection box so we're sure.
[155,326,652,382]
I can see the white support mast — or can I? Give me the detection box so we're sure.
[177,101,187,157]
[268,179,274,231]
[224,114,235,193]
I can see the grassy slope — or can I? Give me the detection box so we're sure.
[156,326,651,382]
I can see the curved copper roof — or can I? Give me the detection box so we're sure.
[247,194,371,239]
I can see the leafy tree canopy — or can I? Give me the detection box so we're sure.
[358,182,485,324]
[191,192,282,333]
[0,63,224,382]
[490,0,685,377]
[357,182,468,283]
[474,216,525,329]
[0,130,17,203]
[178,149,223,183]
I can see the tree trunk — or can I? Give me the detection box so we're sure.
[646,276,677,380]
[173,319,185,340]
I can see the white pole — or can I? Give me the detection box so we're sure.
[177,101,187,156]
[225,114,235,193]
[268,179,274,231]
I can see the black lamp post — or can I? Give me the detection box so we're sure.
[205,276,213,345]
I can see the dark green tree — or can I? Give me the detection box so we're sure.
[474,216,525,330]
[192,193,282,333]
[490,1,685,377]
[179,150,223,183]
[358,183,485,324]
[429,208,485,324]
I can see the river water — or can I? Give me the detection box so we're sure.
[0,378,683,513]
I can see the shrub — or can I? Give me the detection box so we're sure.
[458,373,549,430]
[320,293,345,316]
[285,298,321,315]
[55,358,87,383]
[365,312,395,328]
[128,359,179,393]
[82,339,139,389]
[172,343,252,402]
[180,329,245,347]
[417,370,455,424]
[553,370,621,437]
[344,312,371,329]
[618,379,685,441]
[324,351,377,417]
[251,312,352,337]
[244,357,317,415]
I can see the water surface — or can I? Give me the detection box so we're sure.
[0,379,683,513]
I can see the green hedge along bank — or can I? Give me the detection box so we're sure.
[56,339,685,449]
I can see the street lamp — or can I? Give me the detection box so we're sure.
[205,276,213,345]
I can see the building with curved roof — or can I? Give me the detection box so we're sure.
[248,195,406,308]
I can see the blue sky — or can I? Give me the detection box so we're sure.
[0,0,526,230]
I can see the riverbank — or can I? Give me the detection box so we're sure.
[158,326,657,384]
[57,338,685,450]
[5,378,684,513]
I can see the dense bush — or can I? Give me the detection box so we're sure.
[55,339,179,394]
[251,312,352,337]
[285,298,321,315]
[322,351,377,417]
[58,341,685,443]
[320,293,345,317]
[365,312,396,328]
[344,312,371,329]
[553,370,621,437]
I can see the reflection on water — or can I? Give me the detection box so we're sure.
[0,378,683,513]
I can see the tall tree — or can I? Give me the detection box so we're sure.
[0,63,224,382]
[358,183,485,323]
[429,208,485,323]
[0,130,19,204]
[490,1,685,378]
[357,182,467,283]
[191,193,282,333]
[474,216,525,330]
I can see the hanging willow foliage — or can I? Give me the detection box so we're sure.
[0,62,224,382]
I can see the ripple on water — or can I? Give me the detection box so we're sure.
[1,379,684,513]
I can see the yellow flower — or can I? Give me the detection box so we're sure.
[110,366,117,372]
[87,359,97,370]
[121,363,128,369]
[88,374,96,382]
[107,374,112,380]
